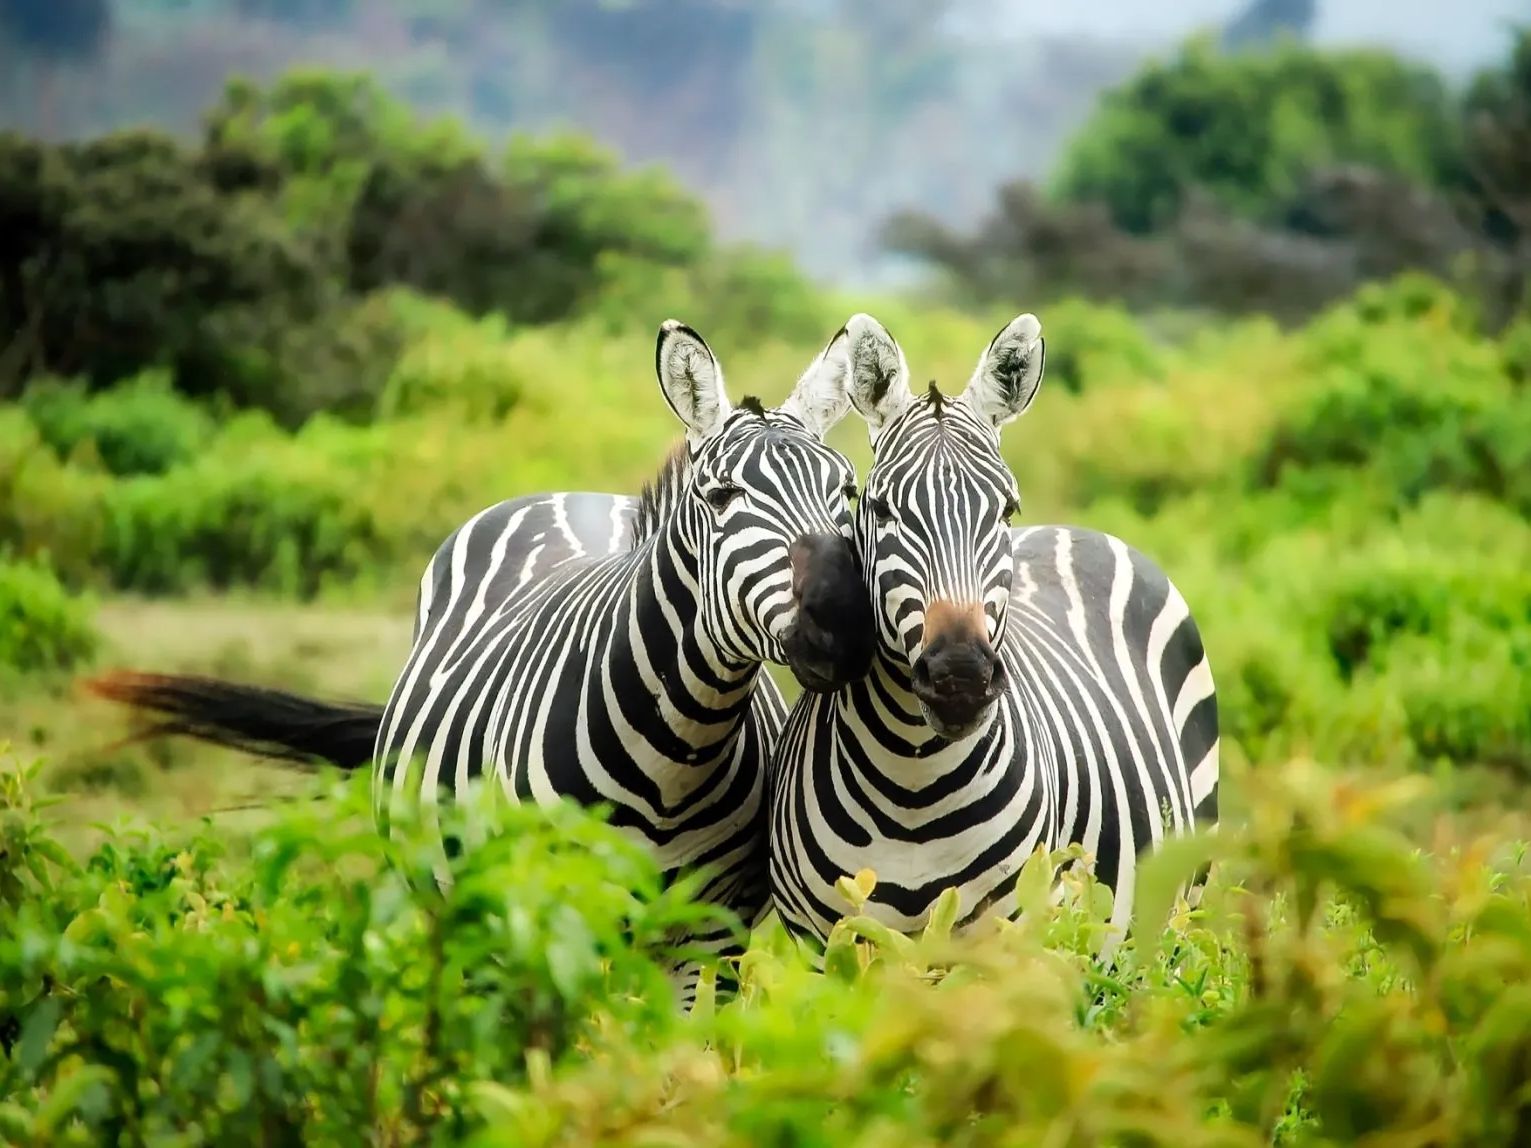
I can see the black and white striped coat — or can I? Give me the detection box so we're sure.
[768,313,1219,956]
[373,320,874,997]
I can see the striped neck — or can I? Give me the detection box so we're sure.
[841,647,999,775]
[611,507,761,772]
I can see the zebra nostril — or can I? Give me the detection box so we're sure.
[912,656,933,689]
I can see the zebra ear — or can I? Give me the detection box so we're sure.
[656,319,733,446]
[778,324,855,439]
[840,313,913,437]
[962,313,1044,429]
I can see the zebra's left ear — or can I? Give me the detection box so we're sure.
[961,313,1045,429]
[656,319,733,447]
[778,324,855,439]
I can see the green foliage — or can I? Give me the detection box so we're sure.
[20,371,215,477]
[0,558,97,676]
[0,758,713,1144]
[96,416,402,599]
[1023,296,1169,394]
[1054,37,1464,235]
[589,245,832,350]
[5,752,1531,1145]
[0,69,732,426]
[1255,277,1530,514]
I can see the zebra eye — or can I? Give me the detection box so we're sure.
[841,481,859,506]
[704,484,743,512]
[867,495,894,521]
[1003,497,1020,523]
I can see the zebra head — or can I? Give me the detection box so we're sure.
[655,319,875,693]
[840,312,1045,740]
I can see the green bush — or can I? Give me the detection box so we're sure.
[98,418,398,598]
[1254,280,1528,511]
[0,408,111,578]
[4,753,1531,1145]
[1503,314,1531,386]
[377,309,525,421]
[21,370,215,476]
[589,245,833,351]
[0,558,97,675]
[0,760,712,1145]
[1026,296,1169,393]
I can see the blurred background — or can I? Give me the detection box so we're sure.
[0,0,1527,831]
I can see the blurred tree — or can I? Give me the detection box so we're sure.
[1052,38,1464,235]
[1461,26,1531,318]
[0,128,337,415]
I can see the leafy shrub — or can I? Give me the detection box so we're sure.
[378,310,525,421]
[20,370,215,476]
[0,408,111,578]
[0,760,712,1145]
[0,558,97,675]
[98,418,398,598]
[1254,280,1528,511]
[1503,314,1531,385]
[1027,296,1168,393]
[5,752,1531,1144]
[589,245,832,350]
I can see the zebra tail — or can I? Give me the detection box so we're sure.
[80,670,382,771]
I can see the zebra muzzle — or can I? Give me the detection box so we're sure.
[911,601,1006,737]
[781,532,876,692]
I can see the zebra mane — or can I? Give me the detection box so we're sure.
[630,439,691,550]
[926,381,946,418]
[629,397,769,550]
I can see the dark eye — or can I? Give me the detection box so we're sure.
[1003,496,1020,523]
[867,495,894,521]
[841,480,859,506]
[705,484,743,512]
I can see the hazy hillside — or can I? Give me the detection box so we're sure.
[5,0,1515,283]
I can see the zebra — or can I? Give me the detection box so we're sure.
[87,318,877,1005]
[767,312,1220,960]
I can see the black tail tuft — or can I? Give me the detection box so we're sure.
[82,670,383,771]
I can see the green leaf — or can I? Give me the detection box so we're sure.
[923,886,961,946]
[1132,830,1223,972]
[31,1065,115,1135]
[16,996,61,1075]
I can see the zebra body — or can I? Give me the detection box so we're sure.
[768,313,1219,955]
[375,485,783,930]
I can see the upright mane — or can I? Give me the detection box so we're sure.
[630,439,690,550]
[925,381,946,418]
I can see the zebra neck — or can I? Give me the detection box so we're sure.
[839,649,1000,778]
[612,527,760,767]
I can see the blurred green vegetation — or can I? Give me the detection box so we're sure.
[888,28,1530,328]
[4,749,1531,1144]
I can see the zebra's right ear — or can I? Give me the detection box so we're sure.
[656,319,733,447]
[840,313,913,438]
[778,324,854,439]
